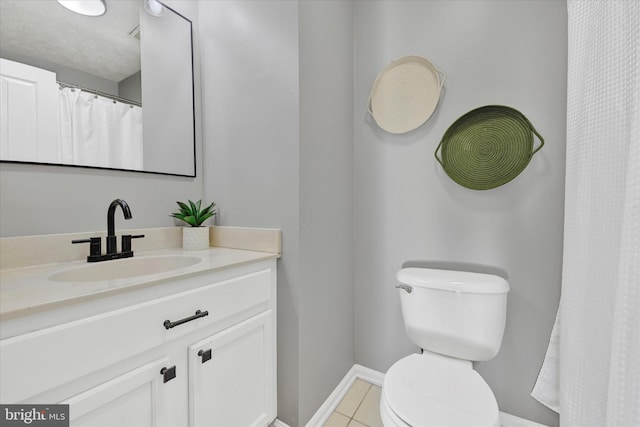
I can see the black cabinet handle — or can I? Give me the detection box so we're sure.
[160,366,176,383]
[163,310,209,330]
[198,349,212,363]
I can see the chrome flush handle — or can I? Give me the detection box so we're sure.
[395,284,413,293]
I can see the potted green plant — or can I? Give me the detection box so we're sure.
[171,199,216,250]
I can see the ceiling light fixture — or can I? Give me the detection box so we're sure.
[56,0,107,17]
[144,0,165,17]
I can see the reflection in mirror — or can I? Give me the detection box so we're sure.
[0,0,195,177]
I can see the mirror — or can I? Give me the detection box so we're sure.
[0,0,195,177]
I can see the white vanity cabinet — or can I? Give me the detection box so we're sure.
[188,311,274,427]
[0,257,277,427]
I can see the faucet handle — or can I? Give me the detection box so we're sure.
[121,234,145,252]
[72,237,102,257]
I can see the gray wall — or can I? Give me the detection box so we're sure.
[298,1,354,423]
[119,71,141,104]
[0,0,202,237]
[141,4,195,175]
[199,1,354,425]
[353,1,566,426]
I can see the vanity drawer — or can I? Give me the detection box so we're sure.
[0,268,272,403]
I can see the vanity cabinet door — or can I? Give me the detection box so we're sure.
[61,357,175,427]
[188,310,275,427]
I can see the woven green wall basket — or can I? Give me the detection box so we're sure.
[435,105,544,190]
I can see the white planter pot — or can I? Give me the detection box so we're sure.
[182,226,210,250]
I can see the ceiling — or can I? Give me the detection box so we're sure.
[0,0,141,82]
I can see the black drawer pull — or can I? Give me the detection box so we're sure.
[161,366,176,383]
[163,310,209,330]
[198,349,212,363]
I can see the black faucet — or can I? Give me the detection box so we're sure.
[72,199,144,262]
[106,199,132,254]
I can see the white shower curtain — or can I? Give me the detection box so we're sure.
[58,87,143,170]
[532,1,640,426]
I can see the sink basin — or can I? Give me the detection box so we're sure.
[49,255,202,282]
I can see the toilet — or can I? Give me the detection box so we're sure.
[380,267,510,427]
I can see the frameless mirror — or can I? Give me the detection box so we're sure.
[0,0,195,177]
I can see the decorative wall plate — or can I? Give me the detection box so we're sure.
[435,105,544,190]
[368,55,445,134]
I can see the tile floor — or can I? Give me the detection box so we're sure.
[322,379,383,427]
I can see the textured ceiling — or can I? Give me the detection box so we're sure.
[0,0,141,82]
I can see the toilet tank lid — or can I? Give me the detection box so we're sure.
[397,268,509,294]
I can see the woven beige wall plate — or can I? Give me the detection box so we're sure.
[434,105,544,190]
[368,55,445,134]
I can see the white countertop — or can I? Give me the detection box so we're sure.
[0,247,278,320]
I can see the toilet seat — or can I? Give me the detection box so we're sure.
[380,389,411,427]
[382,353,500,427]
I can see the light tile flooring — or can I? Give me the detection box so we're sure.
[323,379,383,427]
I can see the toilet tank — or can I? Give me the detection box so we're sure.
[397,268,509,361]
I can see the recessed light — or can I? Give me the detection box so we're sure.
[56,0,107,17]
[144,0,165,17]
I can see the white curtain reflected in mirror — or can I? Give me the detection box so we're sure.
[58,86,143,170]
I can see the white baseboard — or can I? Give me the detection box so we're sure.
[270,419,291,427]
[305,364,383,427]
[304,364,547,427]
